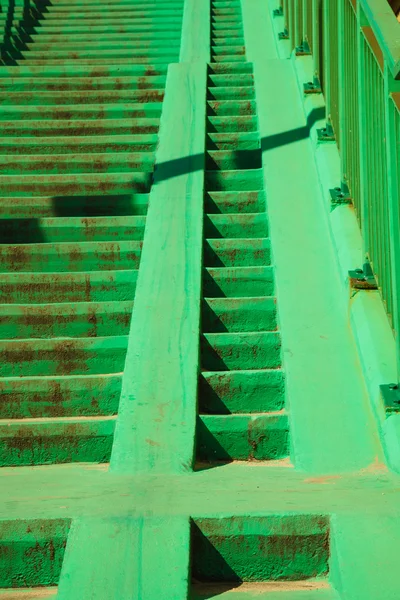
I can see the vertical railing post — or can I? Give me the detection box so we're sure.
[312,0,321,80]
[382,68,400,403]
[284,0,289,34]
[302,0,308,47]
[323,0,331,112]
[338,0,348,188]
[356,2,369,242]
[294,0,303,48]
[289,0,295,48]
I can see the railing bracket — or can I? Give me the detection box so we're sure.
[273,6,283,16]
[303,77,322,94]
[329,186,351,205]
[295,41,311,56]
[380,384,400,413]
[278,29,289,40]
[317,123,335,142]
[348,262,378,290]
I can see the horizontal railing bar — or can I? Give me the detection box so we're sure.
[362,25,384,72]
[360,0,400,78]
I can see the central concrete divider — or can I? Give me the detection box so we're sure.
[109,0,209,475]
[110,60,207,474]
[180,0,210,62]
[57,517,190,599]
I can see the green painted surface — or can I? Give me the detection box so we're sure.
[57,517,189,599]
[331,514,400,599]
[0,0,183,470]
[202,297,277,334]
[199,370,285,414]
[192,516,329,582]
[0,417,115,466]
[252,56,381,473]
[1,464,400,595]
[201,332,281,371]
[0,336,127,377]
[0,374,122,418]
[1,463,400,521]
[110,60,207,474]
[192,587,339,600]
[199,12,287,469]
[198,413,289,461]
[0,0,399,598]
[203,266,274,297]
[0,519,70,588]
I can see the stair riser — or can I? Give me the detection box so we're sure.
[0,419,115,465]
[0,90,165,105]
[0,195,149,218]
[197,414,289,461]
[18,57,178,66]
[1,155,155,175]
[0,519,70,587]
[0,105,162,120]
[205,191,265,214]
[0,271,139,304]
[203,267,274,298]
[204,213,268,239]
[199,370,285,414]
[0,174,152,197]
[204,239,271,268]
[202,297,277,333]
[0,120,160,137]
[0,65,168,76]
[0,375,122,418]
[192,517,330,582]
[0,302,133,339]
[0,242,142,272]
[0,78,166,91]
[0,217,146,243]
[0,337,128,377]
[201,333,282,371]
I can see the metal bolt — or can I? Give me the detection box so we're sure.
[390,384,399,391]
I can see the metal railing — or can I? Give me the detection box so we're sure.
[280,0,400,396]
[0,0,24,47]
[0,0,38,62]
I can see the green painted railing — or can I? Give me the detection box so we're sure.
[0,0,25,52]
[282,0,400,380]
[0,0,43,60]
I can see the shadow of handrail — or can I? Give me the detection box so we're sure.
[152,106,325,186]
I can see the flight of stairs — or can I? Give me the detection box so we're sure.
[0,0,184,466]
[197,0,288,464]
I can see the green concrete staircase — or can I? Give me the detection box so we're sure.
[0,0,399,599]
[198,0,288,463]
[0,0,183,466]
